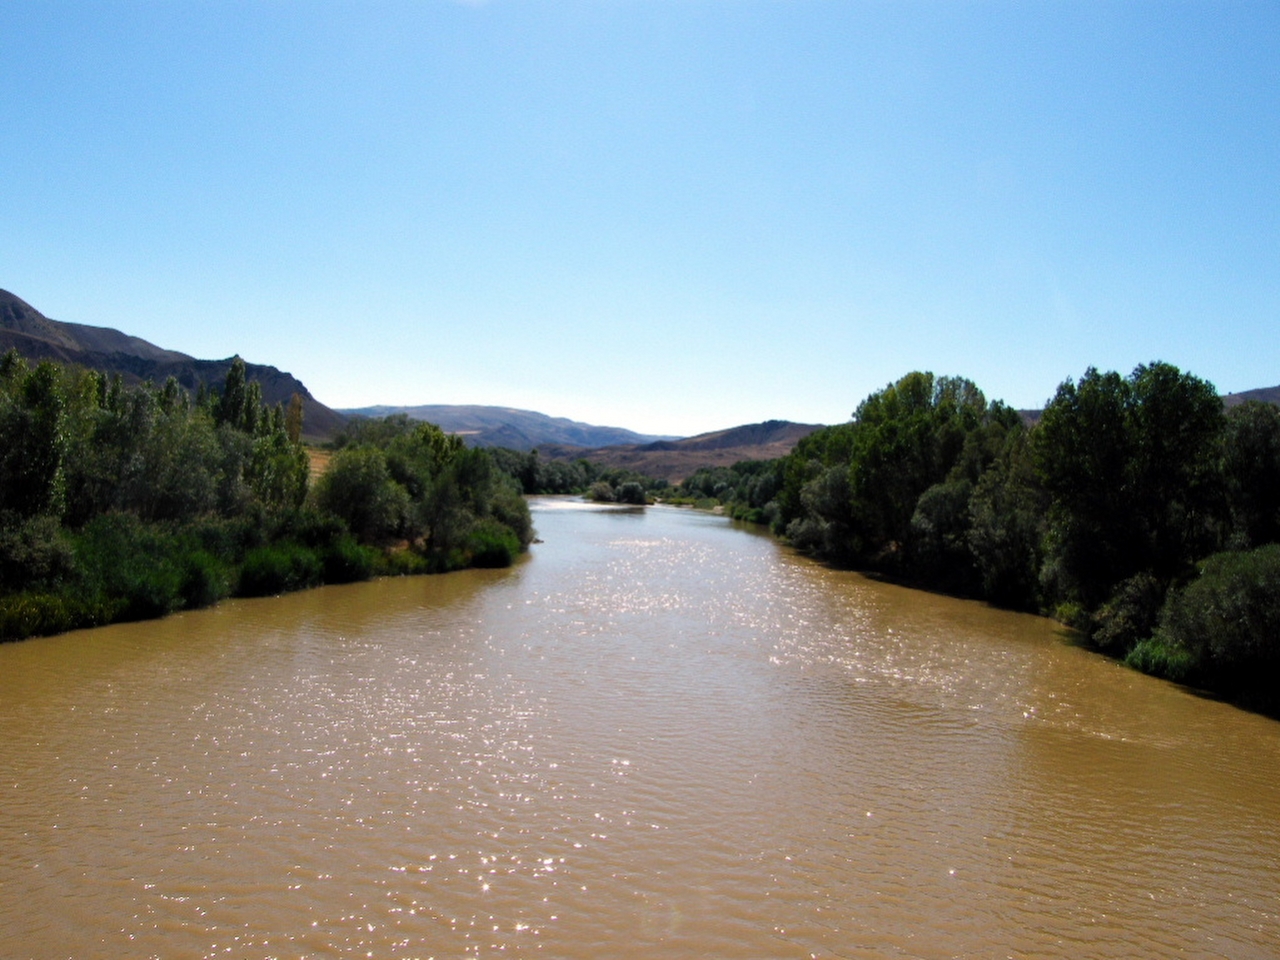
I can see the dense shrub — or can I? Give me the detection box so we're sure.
[615,481,647,505]
[0,592,99,641]
[465,518,521,568]
[321,534,377,583]
[188,514,263,563]
[587,481,615,503]
[377,547,436,576]
[730,504,769,524]
[237,543,323,597]
[489,484,535,549]
[1149,545,1280,700]
[0,513,77,591]
[179,550,233,608]
[1124,636,1196,683]
[73,513,186,620]
[313,446,409,543]
[274,508,348,551]
[1091,572,1165,655]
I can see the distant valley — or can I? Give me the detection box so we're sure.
[340,404,675,451]
[337,405,818,481]
[534,420,823,481]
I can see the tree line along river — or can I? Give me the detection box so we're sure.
[1,497,1277,958]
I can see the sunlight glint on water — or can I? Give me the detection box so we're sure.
[1,498,1278,958]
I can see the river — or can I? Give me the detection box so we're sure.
[1,498,1277,958]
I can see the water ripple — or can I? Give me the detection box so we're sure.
[0,502,1277,958]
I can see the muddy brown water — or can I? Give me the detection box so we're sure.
[1,498,1277,958]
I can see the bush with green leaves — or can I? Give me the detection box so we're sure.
[490,484,535,549]
[0,513,77,592]
[465,518,521,568]
[586,481,615,503]
[320,534,378,584]
[615,481,646,505]
[1091,572,1164,655]
[1138,545,1280,702]
[0,592,110,641]
[238,543,323,597]
[178,549,234,608]
[313,446,409,543]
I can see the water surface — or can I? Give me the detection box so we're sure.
[1,499,1277,958]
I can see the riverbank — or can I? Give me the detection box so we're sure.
[671,368,1280,717]
[0,508,528,644]
[670,498,1280,718]
[0,356,534,644]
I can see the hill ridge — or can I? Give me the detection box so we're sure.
[339,403,675,450]
[0,289,346,440]
[536,419,824,481]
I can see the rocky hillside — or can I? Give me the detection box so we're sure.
[0,289,346,440]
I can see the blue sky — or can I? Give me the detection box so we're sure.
[2,1,1276,437]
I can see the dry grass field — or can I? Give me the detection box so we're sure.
[305,445,332,482]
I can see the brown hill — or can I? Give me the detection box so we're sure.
[0,289,346,440]
[1224,385,1280,408]
[538,419,822,482]
[340,403,671,450]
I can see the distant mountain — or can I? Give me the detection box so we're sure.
[1224,385,1280,408]
[338,404,819,479]
[537,420,823,481]
[340,404,674,451]
[0,289,346,440]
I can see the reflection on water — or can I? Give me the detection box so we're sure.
[1,498,1277,958]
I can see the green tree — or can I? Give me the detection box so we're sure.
[217,356,248,430]
[967,432,1047,609]
[242,379,263,435]
[1033,362,1224,612]
[847,373,988,559]
[0,355,69,520]
[247,428,310,512]
[1126,362,1224,578]
[615,481,646,504]
[906,478,977,592]
[1033,367,1142,608]
[586,480,616,503]
[285,392,305,444]
[313,446,408,543]
[772,422,856,537]
[1143,545,1280,705]
[133,402,220,521]
[1222,401,1280,549]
